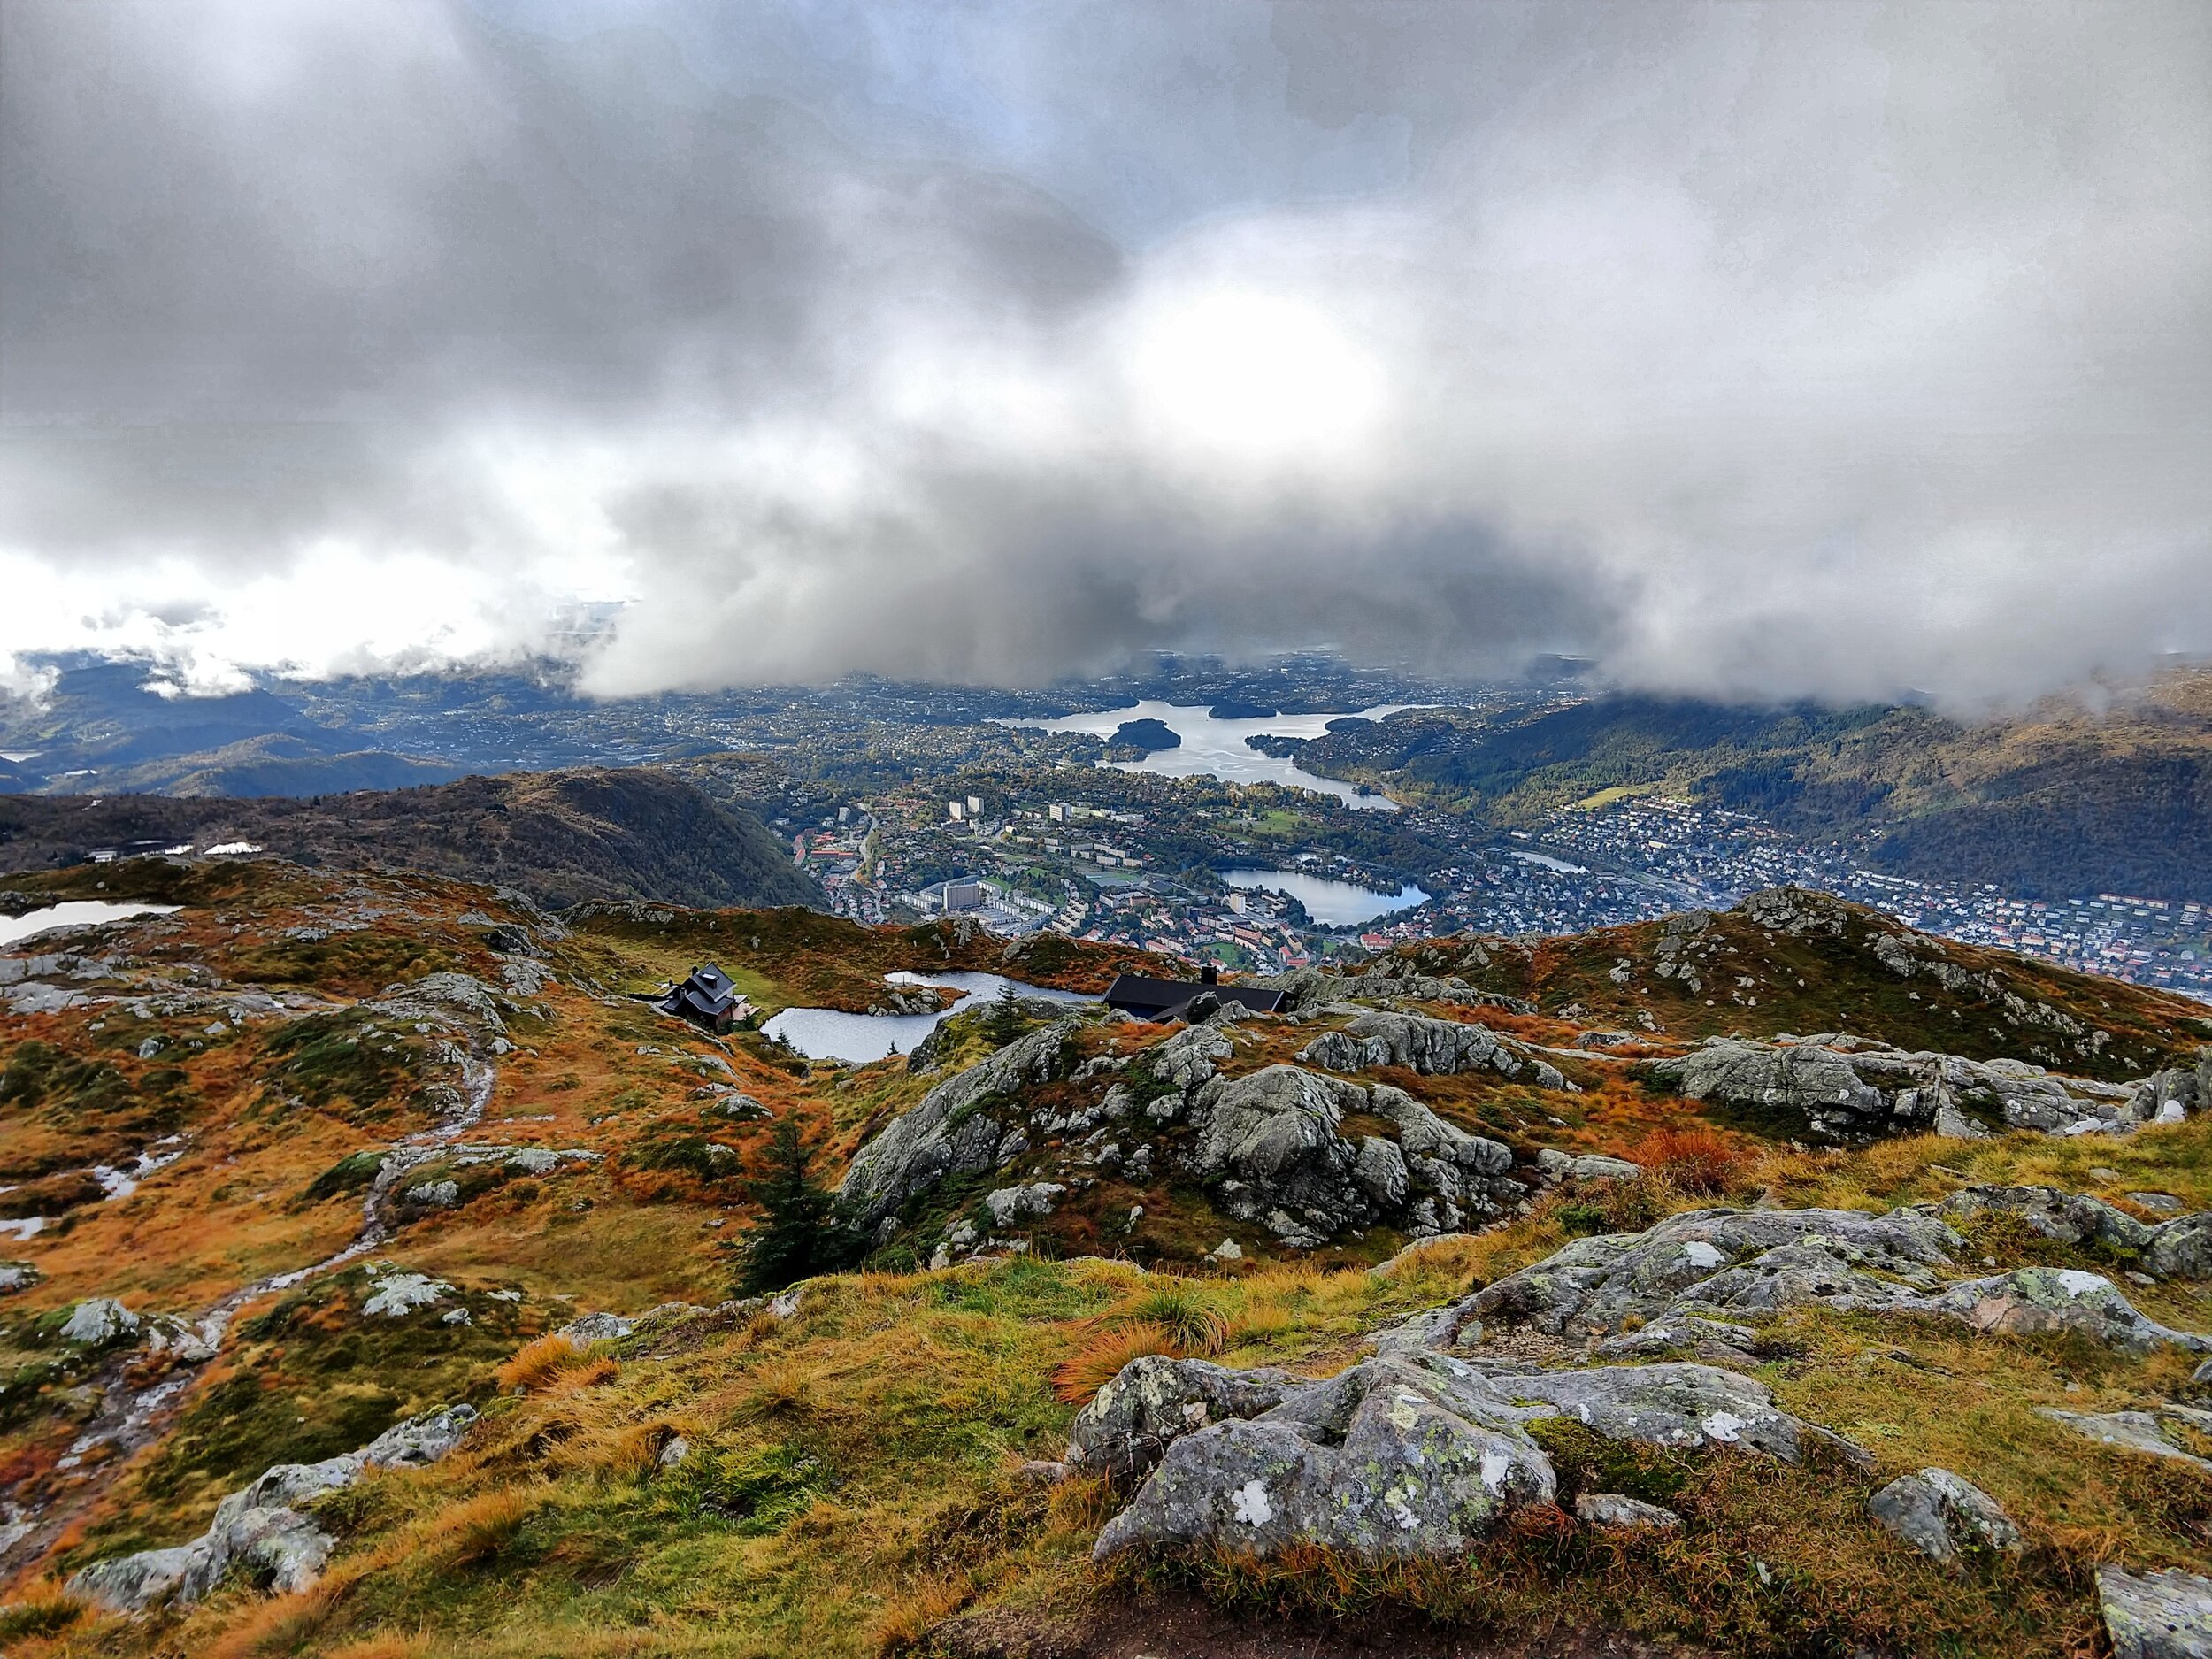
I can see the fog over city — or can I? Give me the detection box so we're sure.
[3,0,2208,705]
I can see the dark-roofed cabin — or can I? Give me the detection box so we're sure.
[658,964,742,1033]
[1102,971,1286,1024]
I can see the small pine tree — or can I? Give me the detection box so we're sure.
[987,979,1024,1045]
[734,1118,857,1294]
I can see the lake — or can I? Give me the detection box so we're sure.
[1221,869,1431,926]
[0,901,180,949]
[999,701,1430,811]
[761,970,1095,1064]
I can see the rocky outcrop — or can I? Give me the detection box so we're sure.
[1439,1204,2212,1354]
[1065,1356,1302,1481]
[1924,1185,2212,1281]
[1179,1065,1522,1247]
[1868,1468,2021,1563]
[1297,1010,1566,1089]
[1647,1036,2152,1141]
[837,1020,1079,1227]
[2039,1408,2212,1470]
[1087,1350,1829,1562]
[2099,1565,2212,1659]
[69,1405,476,1612]
[1663,1035,2159,1150]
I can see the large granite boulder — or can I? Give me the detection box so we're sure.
[1087,1351,1832,1563]
[1091,1351,1555,1562]
[1299,1010,1565,1089]
[1648,1037,2142,1142]
[837,1020,1079,1226]
[1065,1356,1302,1481]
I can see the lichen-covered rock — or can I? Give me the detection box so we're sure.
[1493,1362,1810,1461]
[1298,1010,1565,1089]
[983,1181,1065,1227]
[361,1265,451,1317]
[1576,1492,1681,1530]
[1089,1349,1833,1563]
[1453,1207,1959,1340]
[1091,1352,1555,1561]
[2100,1564,2212,1658]
[1932,1185,2154,1254]
[2147,1216,2212,1280]
[1869,1468,2021,1563]
[1180,1065,1519,1247]
[2039,1409,2212,1470]
[1447,1205,2208,1355]
[1131,1024,1233,1104]
[837,1019,1079,1226]
[67,1405,478,1612]
[1649,1037,2140,1142]
[1065,1355,1301,1480]
[1924,1268,2210,1354]
[58,1297,140,1347]
[0,1261,39,1294]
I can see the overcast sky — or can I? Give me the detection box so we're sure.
[3,0,2207,705]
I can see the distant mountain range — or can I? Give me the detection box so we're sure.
[0,768,823,912]
[0,659,480,797]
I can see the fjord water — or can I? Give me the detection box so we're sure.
[1220,869,1431,926]
[761,970,1094,1064]
[1002,701,1425,810]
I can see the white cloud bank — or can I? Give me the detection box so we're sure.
[1,0,2207,706]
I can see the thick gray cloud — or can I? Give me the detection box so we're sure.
[0,0,2206,703]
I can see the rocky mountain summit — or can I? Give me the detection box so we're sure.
[3,859,2212,1657]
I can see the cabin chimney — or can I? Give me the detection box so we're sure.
[1200,963,1219,986]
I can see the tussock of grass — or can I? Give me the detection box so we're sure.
[202,1585,339,1659]
[496,1334,598,1395]
[1102,1281,1230,1356]
[0,1582,87,1641]
[1051,1322,1179,1404]
[421,1489,538,1566]
[1632,1124,1751,1194]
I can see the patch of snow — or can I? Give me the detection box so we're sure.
[202,841,262,856]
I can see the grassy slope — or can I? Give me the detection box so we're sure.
[22,1124,2212,1659]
